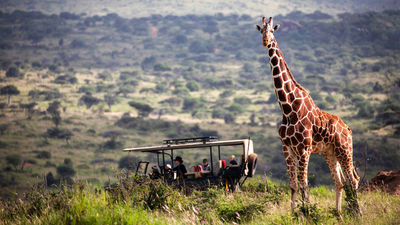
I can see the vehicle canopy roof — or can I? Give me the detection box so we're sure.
[123,138,254,159]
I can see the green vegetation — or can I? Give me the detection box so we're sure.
[0,178,399,224]
[0,9,399,205]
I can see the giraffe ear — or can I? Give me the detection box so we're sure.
[273,24,280,31]
[256,25,262,32]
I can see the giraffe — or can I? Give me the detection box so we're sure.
[256,17,360,213]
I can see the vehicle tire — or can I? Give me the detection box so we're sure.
[247,153,257,177]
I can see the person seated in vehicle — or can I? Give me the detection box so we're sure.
[229,155,238,167]
[163,164,172,179]
[149,165,161,179]
[202,158,211,172]
[173,156,187,178]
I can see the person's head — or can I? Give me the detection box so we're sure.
[202,159,208,166]
[174,156,183,165]
[152,165,160,173]
[229,155,235,161]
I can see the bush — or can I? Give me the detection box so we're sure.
[53,74,77,84]
[234,96,251,105]
[217,198,265,223]
[183,97,204,111]
[118,156,139,170]
[46,127,73,143]
[153,63,171,72]
[35,151,51,159]
[56,165,76,178]
[186,81,200,92]
[5,154,22,170]
[227,103,244,114]
[128,101,153,117]
[79,93,101,109]
[6,66,23,78]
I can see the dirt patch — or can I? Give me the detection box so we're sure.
[359,170,400,195]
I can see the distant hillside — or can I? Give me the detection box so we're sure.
[0,9,399,197]
[1,0,400,18]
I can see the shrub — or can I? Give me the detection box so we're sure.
[128,101,153,117]
[227,103,244,114]
[217,197,265,223]
[46,127,73,144]
[153,63,171,72]
[5,154,22,170]
[53,74,77,84]
[56,165,76,178]
[118,156,139,170]
[233,96,251,105]
[79,93,101,109]
[6,66,23,78]
[97,71,113,81]
[183,97,204,111]
[186,81,200,92]
[220,90,234,98]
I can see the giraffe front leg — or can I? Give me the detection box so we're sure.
[283,145,298,211]
[298,150,311,204]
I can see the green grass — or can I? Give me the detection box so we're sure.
[1,178,399,225]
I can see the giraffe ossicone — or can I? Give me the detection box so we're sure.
[256,16,361,214]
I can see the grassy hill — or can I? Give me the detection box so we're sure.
[0,9,399,198]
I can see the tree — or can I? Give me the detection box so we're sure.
[47,101,61,127]
[101,130,124,150]
[224,113,236,124]
[141,56,157,71]
[6,154,22,171]
[186,81,200,92]
[46,127,73,144]
[202,20,219,38]
[104,93,116,109]
[0,85,20,104]
[128,101,153,117]
[153,63,171,72]
[79,93,101,109]
[56,165,76,178]
[6,67,23,78]
[173,34,187,44]
[183,97,203,111]
[118,156,139,170]
[63,158,73,167]
[20,102,37,119]
[58,129,73,145]
[0,124,8,135]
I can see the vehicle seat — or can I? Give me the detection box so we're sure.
[213,160,226,176]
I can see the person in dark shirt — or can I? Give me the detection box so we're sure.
[202,159,211,171]
[149,165,161,179]
[173,156,187,178]
[229,155,238,166]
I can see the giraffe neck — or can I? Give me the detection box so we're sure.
[266,39,312,116]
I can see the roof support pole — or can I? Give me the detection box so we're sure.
[218,145,221,161]
[210,146,213,174]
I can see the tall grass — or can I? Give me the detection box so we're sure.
[0,177,399,224]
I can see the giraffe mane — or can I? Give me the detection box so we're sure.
[281,54,310,96]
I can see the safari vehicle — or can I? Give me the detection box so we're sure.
[123,136,258,191]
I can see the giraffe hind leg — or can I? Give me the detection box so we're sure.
[334,144,362,215]
[323,145,344,212]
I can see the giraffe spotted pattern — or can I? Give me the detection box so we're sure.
[257,16,360,212]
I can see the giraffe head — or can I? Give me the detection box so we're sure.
[256,17,280,46]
